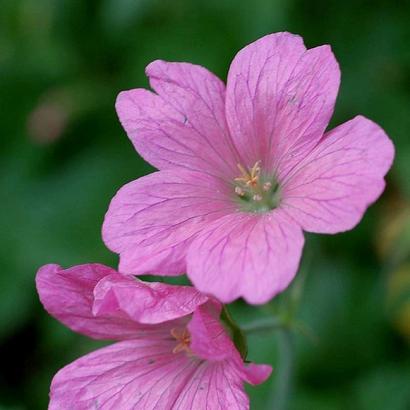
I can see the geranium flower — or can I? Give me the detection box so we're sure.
[36,263,271,409]
[103,32,394,304]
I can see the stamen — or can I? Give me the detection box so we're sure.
[236,163,249,178]
[171,327,191,354]
[249,161,261,179]
[235,161,261,187]
[233,160,280,212]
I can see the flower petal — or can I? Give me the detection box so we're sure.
[49,339,200,410]
[174,318,271,410]
[103,169,235,275]
[225,32,340,179]
[187,301,272,389]
[240,363,273,385]
[187,211,305,304]
[116,60,239,177]
[49,338,257,410]
[171,361,251,410]
[36,264,168,340]
[188,300,237,362]
[93,274,208,324]
[281,116,395,233]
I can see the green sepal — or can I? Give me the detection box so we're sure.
[220,305,248,360]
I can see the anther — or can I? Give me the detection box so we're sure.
[235,186,245,196]
[263,182,272,191]
[253,194,263,201]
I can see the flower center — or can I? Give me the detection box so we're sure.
[234,161,280,212]
[171,327,191,354]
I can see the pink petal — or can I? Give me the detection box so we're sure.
[103,169,235,275]
[171,361,251,410]
[49,339,200,410]
[240,363,273,385]
[173,336,271,410]
[36,264,168,340]
[187,300,272,389]
[49,339,257,410]
[116,60,239,177]
[225,32,340,179]
[187,211,305,304]
[188,300,238,362]
[281,116,395,233]
[93,274,208,324]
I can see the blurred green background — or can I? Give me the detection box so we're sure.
[1,0,410,409]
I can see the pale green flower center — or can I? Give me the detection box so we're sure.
[234,161,280,212]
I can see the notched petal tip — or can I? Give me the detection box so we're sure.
[247,31,306,49]
[36,263,60,280]
[282,114,395,234]
[35,264,62,306]
[353,115,396,173]
[145,59,168,78]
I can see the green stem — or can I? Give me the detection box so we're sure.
[270,327,294,410]
[241,316,285,334]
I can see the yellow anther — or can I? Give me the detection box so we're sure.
[235,186,245,196]
[263,182,272,191]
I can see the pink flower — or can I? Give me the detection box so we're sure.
[103,32,394,304]
[36,263,271,409]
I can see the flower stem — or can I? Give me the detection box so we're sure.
[241,316,285,334]
[242,317,294,409]
[270,327,294,410]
